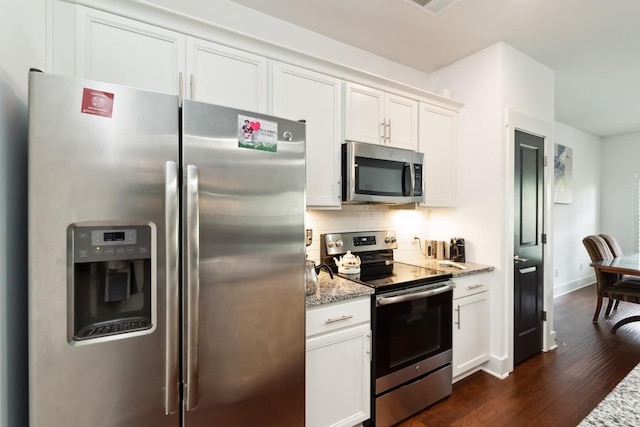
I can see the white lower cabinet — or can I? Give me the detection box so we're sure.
[452,273,490,380]
[306,297,371,427]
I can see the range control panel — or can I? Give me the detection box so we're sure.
[322,230,397,256]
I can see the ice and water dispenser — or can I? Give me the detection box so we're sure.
[68,224,154,342]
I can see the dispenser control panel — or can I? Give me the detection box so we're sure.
[91,229,137,246]
[73,225,151,263]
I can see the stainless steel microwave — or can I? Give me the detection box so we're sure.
[342,141,424,204]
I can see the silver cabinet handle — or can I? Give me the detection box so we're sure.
[467,284,484,290]
[325,314,354,324]
[454,304,461,330]
[185,165,200,411]
[164,161,179,415]
[380,120,386,144]
[386,118,391,143]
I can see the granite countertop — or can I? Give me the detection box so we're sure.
[399,258,495,278]
[305,271,374,308]
[305,259,495,308]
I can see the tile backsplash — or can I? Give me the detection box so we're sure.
[305,205,431,263]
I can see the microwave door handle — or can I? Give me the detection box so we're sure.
[402,163,412,197]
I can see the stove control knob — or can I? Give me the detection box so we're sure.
[327,241,335,248]
[385,236,396,243]
[335,240,343,248]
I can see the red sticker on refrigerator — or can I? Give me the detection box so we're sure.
[81,88,114,118]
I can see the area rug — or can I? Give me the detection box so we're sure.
[579,363,640,426]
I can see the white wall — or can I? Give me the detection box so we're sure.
[552,123,601,296]
[502,46,554,123]
[423,45,504,265]
[600,132,640,253]
[0,1,47,426]
[426,42,555,377]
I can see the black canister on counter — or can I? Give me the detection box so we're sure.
[450,237,465,262]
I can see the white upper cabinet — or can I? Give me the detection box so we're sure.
[73,8,269,113]
[418,103,458,208]
[186,38,268,113]
[344,82,418,151]
[75,6,185,95]
[271,63,342,208]
[384,93,419,151]
[343,83,384,145]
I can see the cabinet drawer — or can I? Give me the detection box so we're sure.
[306,297,370,337]
[453,273,490,299]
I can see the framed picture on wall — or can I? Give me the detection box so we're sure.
[554,143,573,204]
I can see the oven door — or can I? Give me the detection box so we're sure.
[374,281,453,394]
[342,141,418,203]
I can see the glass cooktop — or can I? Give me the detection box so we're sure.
[339,262,452,293]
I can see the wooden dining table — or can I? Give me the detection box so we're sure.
[590,253,640,332]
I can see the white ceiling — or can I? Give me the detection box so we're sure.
[227,0,640,138]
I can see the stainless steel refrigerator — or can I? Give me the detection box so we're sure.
[27,72,306,426]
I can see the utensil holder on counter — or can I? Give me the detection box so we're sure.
[426,240,437,259]
[426,240,451,260]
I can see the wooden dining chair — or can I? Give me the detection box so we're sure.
[599,234,624,312]
[599,233,640,282]
[599,234,623,257]
[582,235,640,322]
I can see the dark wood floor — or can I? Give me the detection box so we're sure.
[399,283,640,427]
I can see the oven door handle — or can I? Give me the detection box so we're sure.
[376,281,455,306]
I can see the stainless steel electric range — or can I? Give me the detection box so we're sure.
[321,231,454,427]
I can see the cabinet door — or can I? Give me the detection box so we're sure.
[344,82,384,145]
[306,323,371,427]
[186,37,268,112]
[272,63,342,208]
[385,93,418,151]
[419,103,458,207]
[453,291,489,378]
[75,6,184,94]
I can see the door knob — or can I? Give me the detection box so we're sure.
[514,255,529,264]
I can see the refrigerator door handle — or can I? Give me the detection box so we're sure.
[164,161,180,415]
[185,164,200,411]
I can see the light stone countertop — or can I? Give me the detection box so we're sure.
[305,259,495,308]
[305,271,374,308]
[399,258,495,278]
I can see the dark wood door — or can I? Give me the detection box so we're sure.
[514,130,544,365]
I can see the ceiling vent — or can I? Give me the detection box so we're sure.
[405,0,461,15]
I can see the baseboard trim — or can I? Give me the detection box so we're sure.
[482,354,510,379]
[554,276,595,297]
